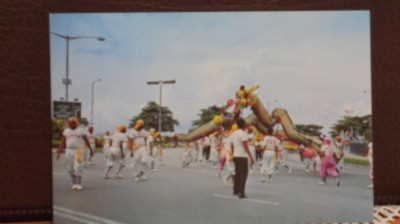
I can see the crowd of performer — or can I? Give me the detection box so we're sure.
[56,117,373,194]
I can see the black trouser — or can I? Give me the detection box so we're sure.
[233,157,249,196]
[203,146,211,160]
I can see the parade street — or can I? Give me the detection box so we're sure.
[52,148,373,224]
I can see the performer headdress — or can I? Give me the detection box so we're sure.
[134,119,145,130]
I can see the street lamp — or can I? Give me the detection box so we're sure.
[50,32,105,102]
[91,78,101,125]
[147,80,176,132]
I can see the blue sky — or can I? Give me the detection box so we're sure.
[50,11,371,136]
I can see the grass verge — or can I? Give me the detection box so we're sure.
[344,157,370,166]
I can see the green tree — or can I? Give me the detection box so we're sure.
[129,101,179,132]
[52,118,65,140]
[330,114,372,141]
[295,124,324,137]
[191,105,233,131]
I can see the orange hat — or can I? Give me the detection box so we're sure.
[134,119,145,130]
[117,125,126,133]
[67,117,80,128]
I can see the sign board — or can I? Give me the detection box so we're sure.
[53,100,81,119]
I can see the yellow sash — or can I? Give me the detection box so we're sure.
[76,148,83,163]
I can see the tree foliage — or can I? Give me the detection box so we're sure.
[52,118,65,140]
[191,105,233,131]
[330,115,372,141]
[295,124,324,137]
[129,101,179,132]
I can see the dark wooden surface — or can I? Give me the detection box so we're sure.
[1,0,399,222]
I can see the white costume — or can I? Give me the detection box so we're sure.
[146,134,157,170]
[85,132,96,165]
[103,134,112,160]
[210,135,220,166]
[247,132,256,173]
[261,136,279,180]
[129,129,148,180]
[107,132,128,167]
[183,142,195,167]
[63,127,85,187]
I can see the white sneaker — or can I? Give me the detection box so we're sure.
[151,168,157,172]
[71,185,78,190]
[141,175,147,181]
[249,170,254,175]
[75,185,83,190]
[367,184,373,189]
[319,181,326,186]
[114,173,123,179]
[134,177,140,182]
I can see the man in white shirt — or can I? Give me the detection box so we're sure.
[56,117,93,191]
[230,118,255,199]
[261,134,279,182]
[104,125,127,179]
[129,120,148,182]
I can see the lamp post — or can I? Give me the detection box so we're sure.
[147,80,176,132]
[50,32,105,102]
[91,78,101,125]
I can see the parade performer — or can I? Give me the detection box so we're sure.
[303,146,318,172]
[103,125,128,179]
[102,131,112,161]
[129,120,149,182]
[274,134,292,174]
[362,141,373,189]
[254,135,264,166]
[231,118,255,199]
[203,135,211,161]
[260,133,279,183]
[247,127,256,174]
[210,131,221,168]
[218,131,229,177]
[56,117,93,190]
[319,137,340,186]
[182,141,195,167]
[146,128,157,171]
[335,136,345,173]
[154,131,164,166]
[85,125,100,166]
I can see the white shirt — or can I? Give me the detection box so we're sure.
[230,129,249,158]
[86,132,96,147]
[111,132,128,149]
[263,136,280,150]
[129,129,146,146]
[203,136,211,146]
[146,135,154,150]
[321,144,333,157]
[103,135,112,146]
[63,127,84,149]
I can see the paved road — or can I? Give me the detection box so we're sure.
[52,148,373,224]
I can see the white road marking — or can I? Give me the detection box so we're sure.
[212,193,280,206]
[54,206,125,224]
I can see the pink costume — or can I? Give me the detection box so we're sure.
[319,138,338,179]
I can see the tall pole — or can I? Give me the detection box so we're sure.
[91,78,101,125]
[159,81,162,132]
[50,32,105,102]
[147,80,176,132]
[66,37,70,101]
